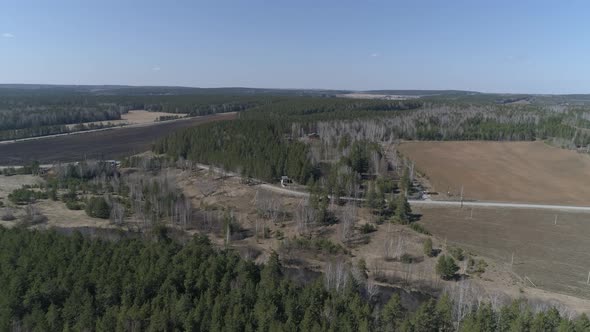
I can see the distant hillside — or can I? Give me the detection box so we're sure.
[0,84,350,97]
[359,89,477,96]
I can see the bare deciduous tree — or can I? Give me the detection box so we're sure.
[255,190,283,223]
[295,198,316,235]
[324,260,350,293]
[22,204,47,225]
[109,202,125,225]
[339,203,357,242]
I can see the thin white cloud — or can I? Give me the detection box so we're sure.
[152,66,161,71]
[370,52,380,57]
[2,32,14,38]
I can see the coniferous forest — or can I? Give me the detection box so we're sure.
[1,227,588,332]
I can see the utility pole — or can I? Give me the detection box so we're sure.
[511,252,514,267]
[460,185,464,208]
[554,215,558,225]
[587,271,590,285]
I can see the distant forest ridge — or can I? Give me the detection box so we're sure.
[2,84,590,102]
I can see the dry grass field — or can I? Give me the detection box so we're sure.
[416,205,590,299]
[65,110,187,128]
[399,141,590,206]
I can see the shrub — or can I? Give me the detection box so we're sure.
[22,205,47,225]
[448,247,465,261]
[409,223,430,235]
[8,188,48,205]
[467,258,488,275]
[423,238,433,257]
[400,253,414,264]
[281,237,347,255]
[360,223,377,234]
[275,230,284,240]
[85,196,110,219]
[1,208,15,221]
[66,200,83,210]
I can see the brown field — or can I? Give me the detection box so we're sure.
[416,205,590,299]
[0,112,236,165]
[65,110,187,128]
[398,141,590,205]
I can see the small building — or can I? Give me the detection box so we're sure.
[280,176,293,187]
[307,132,320,140]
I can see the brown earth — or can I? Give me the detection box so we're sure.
[416,205,590,300]
[398,141,590,205]
[0,112,236,165]
[65,110,187,128]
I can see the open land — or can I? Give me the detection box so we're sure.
[416,205,590,300]
[2,163,590,312]
[65,110,187,128]
[398,141,590,206]
[0,112,236,165]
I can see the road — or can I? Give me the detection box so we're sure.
[408,199,590,213]
[5,159,590,213]
[251,177,590,212]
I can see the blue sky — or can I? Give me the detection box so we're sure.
[1,0,589,93]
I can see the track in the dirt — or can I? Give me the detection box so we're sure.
[0,113,236,165]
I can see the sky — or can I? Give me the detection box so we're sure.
[1,0,590,94]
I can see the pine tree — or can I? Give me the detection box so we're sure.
[381,294,406,331]
[412,299,439,332]
[395,194,411,224]
[436,255,459,280]
[436,293,454,332]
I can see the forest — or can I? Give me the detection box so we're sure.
[0,90,271,140]
[1,226,588,332]
[154,96,590,186]
[4,86,590,145]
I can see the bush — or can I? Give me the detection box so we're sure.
[436,255,459,280]
[22,205,47,225]
[360,223,377,234]
[66,200,83,210]
[1,208,15,221]
[467,258,488,275]
[8,188,48,205]
[281,237,347,255]
[423,238,433,257]
[448,247,465,261]
[409,223,430,235]
[400,253,414,264]
[85,196,110,219]
[275,230,284,240]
